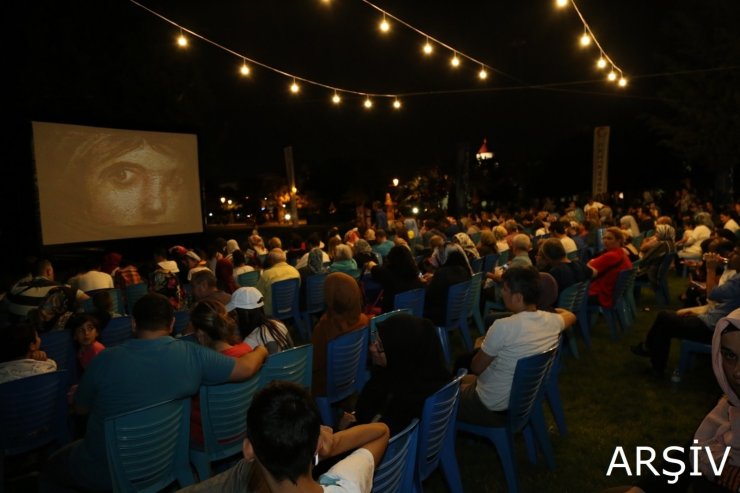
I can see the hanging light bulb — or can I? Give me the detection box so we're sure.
[364,97,373,109]
[332,92,341,104]
[290,79,300,93]
[450,52,460,67]
[393,98,401,109]
[240,60,251,76]
[555,0,568,7]
[177,29,188,47]
[379,14,390,33]
[423,38,433,55]
[596,57,607,69]
[607,70,617,81]
[618,76,628,87]
[579,32,591,47]
[478,67,488,80]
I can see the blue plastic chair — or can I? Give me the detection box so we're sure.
[543,338,568,437]
[634,253,676,306]
[470,257,484,274]
[556,281,590,356]
[271,278,305,339]
[497,250,510,266]
[301,273,328,335]
[466,272,485,336]
[435,326,452,369]
[482,254,499,275]
[457,346,557,493]
[0,370,70,476]
[173,310,190,337]
[372,419,419,493]
[125,282,149,314]
[315,326,370,426]
[84,288,125,315]
[566,251,580,261]
[442,280,473,352]
[260,344,313,390]
[393,289,425,318]
[588,268,636,340]
[40,330,77,384]
[237,271,260,288]
[371,309,411,339]
[414,369,466,493]
[100,316,133,348]
[105,398,194,493]
[190,377,262,480]
[678,340,712,379]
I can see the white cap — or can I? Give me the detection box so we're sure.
[226,287,264,311]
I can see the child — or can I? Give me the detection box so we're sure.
[67,314,105,372]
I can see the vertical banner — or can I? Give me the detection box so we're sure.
[283,146,298,225]
[592,126,610,197]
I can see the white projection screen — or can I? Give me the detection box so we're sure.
[32,122,203,245]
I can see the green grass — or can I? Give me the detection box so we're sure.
[425,272,721,492]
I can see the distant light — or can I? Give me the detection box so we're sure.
[412,207,419,214]
[177,31,188,47]
[220,197,226,204]
[607,70,617,81]
[263,197,267,200]
[423,40,433,55]
[580,33,591,47]
[290,80,300,93]
[555,0,568,7]
[481,201,488,207]
[379,15,390,33]
[291,186,298,194]
[240,61,251,76]
[618,192,625,199]
[227,199,233,205]
[450,53,460,67]
[392,178,399,187]
[284,213,292,221]
[282,204,286,208]
[261,207,266,211]
[332,93,341,104]
[393,99,401,109]
[478,68,488,80]
[208,212,213,217]
[364,98,373,109]
[618,77,628,87]
[596,57,607,69]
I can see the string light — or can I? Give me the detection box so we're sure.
[364,97,373,109]
[422,38,433,55]
[393,98,401,109]
[478,67,488,80]
[618,76,628,87]
[332,92,341,104]
[555,0,568,7]
[579,32,591,47]
[607,70,617,81]
[379,14,390,33]
[596,57,607,69]
[239,59,250,76]
[176,28,187,47]
[450,53,460,68]
[290,79,300,93]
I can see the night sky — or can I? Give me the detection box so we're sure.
[4,0,737,251]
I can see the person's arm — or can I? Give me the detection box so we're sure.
[471,347,495,375]
[228,345,268,381]
[703,253,721,297]
[554,308,576,329]
[317,422,390,467]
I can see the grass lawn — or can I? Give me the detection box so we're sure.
[425,270,722,493]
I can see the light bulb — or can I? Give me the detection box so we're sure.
[379,16,390,33]
[393,99,401,109]
[177,34,188,47]
[290,80,300,93]
[618,77,628,87]
[596,57,607,69]
[332,93,341,104]
[364,98,373,109]
[423,41,433,55]
[240,62,250,76]
[607,71,617,81]
[555,0,568,7]
[580,33,591,47]
[451,54,460,67]
[479,68,488,80]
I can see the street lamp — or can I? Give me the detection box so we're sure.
[392,178,399,187]
[220,196,226,204]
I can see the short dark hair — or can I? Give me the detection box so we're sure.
[132,293,173,332]
[550,220,568,235]
[0,323,40,362]
[502,265,541,305]
[246,382,320,484]
[191,270,217,287]
[540,238,566,261]
[32,259,52,277]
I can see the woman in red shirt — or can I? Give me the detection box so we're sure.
[587,227,632,308]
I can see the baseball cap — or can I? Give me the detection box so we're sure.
[226,287,264,311]
[185,250,201,262]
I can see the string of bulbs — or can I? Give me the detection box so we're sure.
[130,0,627,113]
[555,0,628,86]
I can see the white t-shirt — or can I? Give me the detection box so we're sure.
[319,448,375,493]
[476,310,564,411]
[724,218,740,234]
[73,270,114,292]
[243,320,291,353]
[559,236,578,254]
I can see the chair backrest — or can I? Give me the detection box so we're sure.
[566,250,580,261]
[0,370,70,455]
[470,257,484,274]
[304,273,329,315]
[657,253,676,281]
[466,272,483,318]
[173,310,190,337]
[105,398,193,493]
[198,377,262,462]
[100,316,133,348]
[325,326,370,403]
[416,369,466,482]
[445,280,471,329]
[470,232,482,245]
[497,250,510,266]
[84,288,124,314]
[125,283,149,314]
[372,419,419,493]
[394,287,425,317]
[556,282,585,313]
[482,254,499,274]
[371,309,412,342]
[237,271,260,288]
[612,268,636,303]
[39,330,76,383]
[271,278,301,321]
[435,326,452,369]
[507,346,557,433]
[260,344,313,389]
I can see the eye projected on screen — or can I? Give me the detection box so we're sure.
[32,122,203,245]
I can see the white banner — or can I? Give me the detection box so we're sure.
[592,126,610,196]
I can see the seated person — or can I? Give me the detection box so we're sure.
[635,223,676,289]
[424,244,472,326]
[536,238,591,293]
[457,266,575,426]
[66,314,105,374]
[355,314,451,435]
[0,322,57,384]
[327,244,358,276]
[178,381,390,493]
[367,245,424,314]
[587,227,632,309]
[228,287,293,354]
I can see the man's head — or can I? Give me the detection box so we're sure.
[32,259,53,279]
[539,238,566,264]
[245,382,321,485]
[267,248,287,266]
[132,293,174,334]
[511,234,532,254]
[191,270,218,300]
[502,266,541,312]
[549,220,568,237]
[185,250,201,269]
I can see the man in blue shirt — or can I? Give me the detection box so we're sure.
[40,293,268,491]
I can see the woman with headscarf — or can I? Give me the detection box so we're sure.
[424,243,473,326]
[311,272,370,396]
[368,245,424,313]
[636,224,677,288]
[476,230,498,257]
[354,313,451,435]
[298,247,329,310]
[620,215,641,239]
[453,232,481,263]
[353,239,376,272]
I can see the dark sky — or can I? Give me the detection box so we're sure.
[4,0,733,249]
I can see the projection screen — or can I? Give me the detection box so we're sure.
[32,122,203,245]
